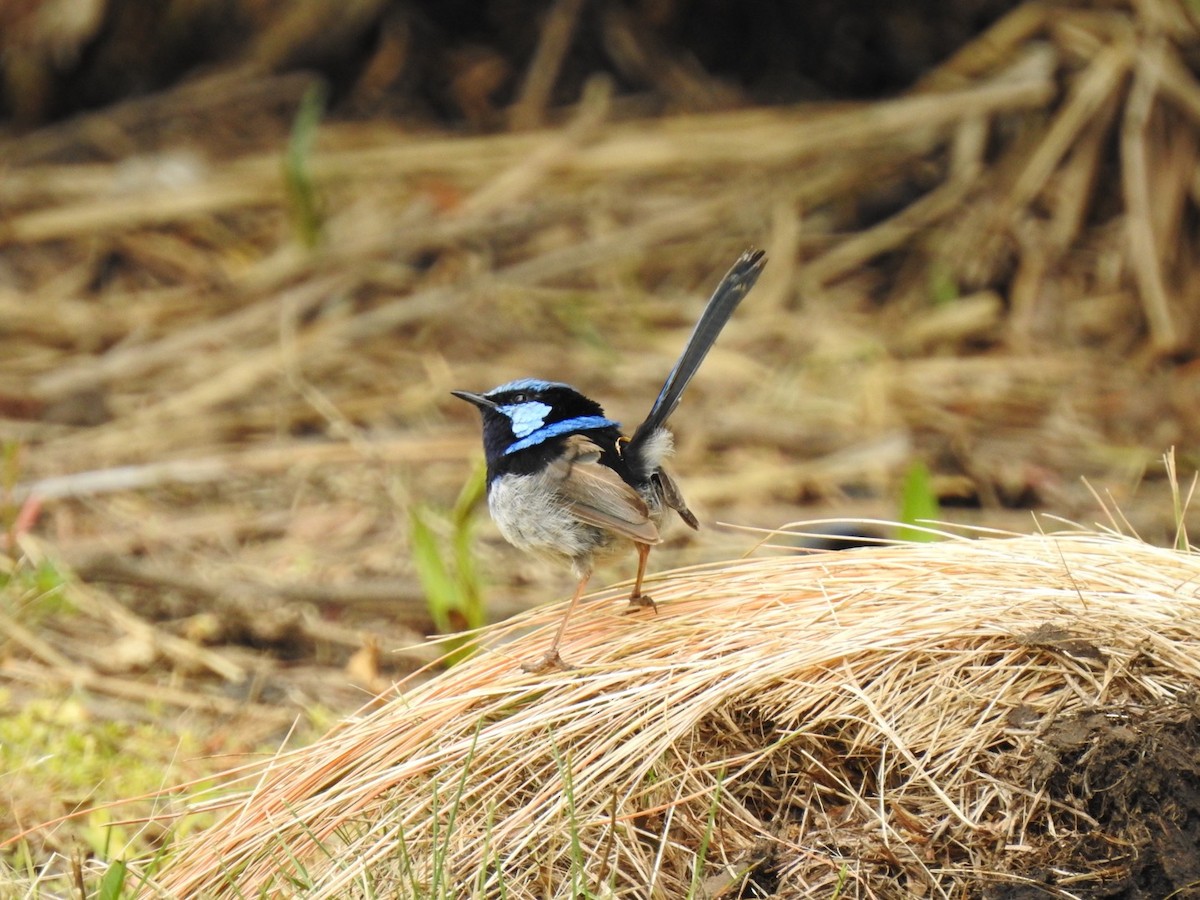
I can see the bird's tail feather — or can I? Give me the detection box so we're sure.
[628,249,767,455]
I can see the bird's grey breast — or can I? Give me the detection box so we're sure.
[487,471,604,563]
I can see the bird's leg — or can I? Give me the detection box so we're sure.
[522,570,590,673]
[625,543,657,613]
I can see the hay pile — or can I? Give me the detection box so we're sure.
[154,529,1200,898]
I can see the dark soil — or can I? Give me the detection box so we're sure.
[2,0,1020,127]
[987,700,1200,900]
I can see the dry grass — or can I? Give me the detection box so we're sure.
[3,0,1198,648]
[4,0,1200,886]
[151,527,1200,898]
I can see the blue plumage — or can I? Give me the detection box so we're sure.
[498,400,553,439]
[490,377,568,395]
[503,414,620,455]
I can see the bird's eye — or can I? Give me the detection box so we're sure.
[511,392,527,403]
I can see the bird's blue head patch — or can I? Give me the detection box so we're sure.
[486,381,618,455]
[459,378,620,461]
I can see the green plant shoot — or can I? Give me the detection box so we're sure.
[409,460,488,663]
[897,459,941,543]
[283,81,328,248]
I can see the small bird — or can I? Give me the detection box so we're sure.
[453,250,766,671]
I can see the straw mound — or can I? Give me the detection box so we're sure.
[157,530,1200,898]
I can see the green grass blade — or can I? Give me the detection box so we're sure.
[687,768,724,898]
[451,461,488,631]
[410,461,488,664]
[97,859,127,900]
[409,506,461,635]
[283,81,327,248]
[897,459,941,543]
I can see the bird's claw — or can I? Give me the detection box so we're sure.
[624,594,657,615]
[521,649,577,673]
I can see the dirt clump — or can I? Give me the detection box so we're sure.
[991,700,1200,899]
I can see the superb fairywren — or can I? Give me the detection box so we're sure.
[453,250,766,671]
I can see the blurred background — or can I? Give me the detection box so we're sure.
[2,0,1200,866]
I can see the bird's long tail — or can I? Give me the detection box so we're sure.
[627,249,767,455]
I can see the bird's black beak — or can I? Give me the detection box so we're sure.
[451,389,497,410]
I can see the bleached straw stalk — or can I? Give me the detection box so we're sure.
[154,529,1200,898]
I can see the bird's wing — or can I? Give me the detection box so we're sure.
[547,436,661,545]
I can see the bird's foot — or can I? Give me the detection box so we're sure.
[521,649,577,674]
[624,593,657,615]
